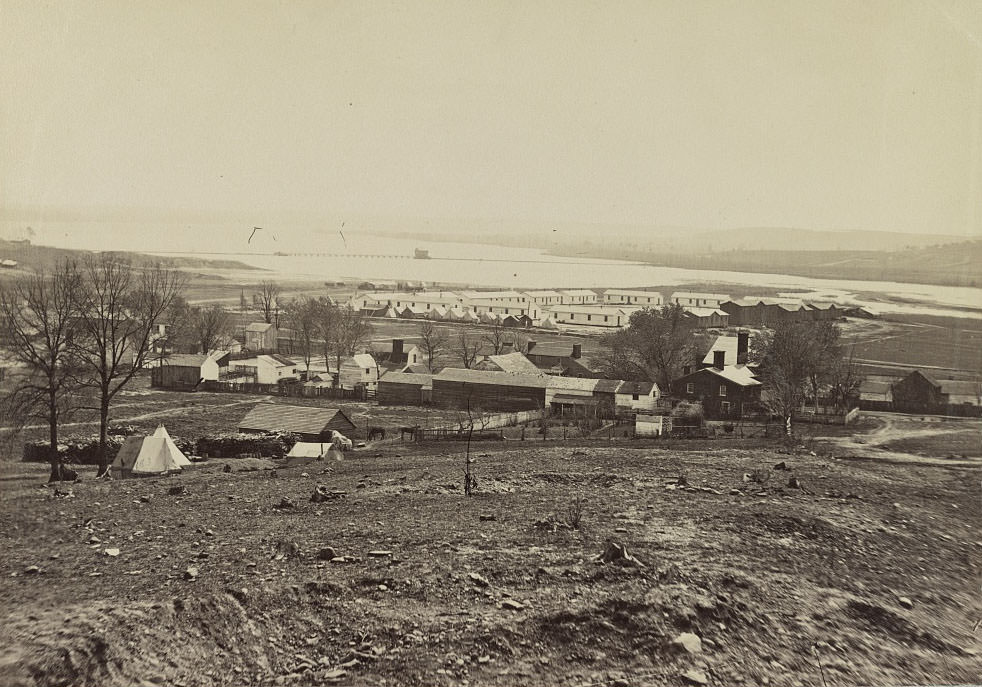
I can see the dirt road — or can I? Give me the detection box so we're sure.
[824,412,981,466]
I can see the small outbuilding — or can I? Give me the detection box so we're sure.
[238,403,358,442]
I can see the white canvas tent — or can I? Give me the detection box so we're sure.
[286,439,346,464]
[111,425,191,478]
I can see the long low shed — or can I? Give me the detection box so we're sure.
[377,372,434,405]
[432,368,550,411]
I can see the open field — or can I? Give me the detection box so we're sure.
[0,374,468,459]
[844,316,982,376]
[1,422,979,687]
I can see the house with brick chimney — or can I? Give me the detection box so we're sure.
[670,341,761,420]
[369,338,422,372]
[699,332,751,368]
[524,340,602,378]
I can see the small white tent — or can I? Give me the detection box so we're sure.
[111,425,191,477]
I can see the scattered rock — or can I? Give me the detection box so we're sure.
[140,495,152,503]
[184,566,199,580]
[479,514,497,522]
[104,548,120,557]
[317,546,338,561]
[673,632,703,654]
[367,550,392,557]
[276,497,297,510]
[311,486,346,502]
[468,572,491,587]
[24,565,40,575]
[223,464,233,474]
[595,541,645,568]
[681,669,708,685]
[898,596,914,609]
[168,486,188,496]
[500,599,525,611]
[773,461,788,470]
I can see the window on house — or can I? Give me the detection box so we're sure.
[365,368,370,374]
[719,385,727,396]
[587,315,591,321]
[570,313,574,320]
[632,393,639,401]
[721,401,731,413]
[505,309,509,314]
[686,383,694,394]
[604,315,609,322]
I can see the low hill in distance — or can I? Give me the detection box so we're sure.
[0,239,259,279]
[551,239,982,288]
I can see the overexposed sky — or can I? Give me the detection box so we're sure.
[1,0,980,235]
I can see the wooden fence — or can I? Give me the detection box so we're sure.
[795,407,860,425]
[414,408,546,442]
[199,380,368,400]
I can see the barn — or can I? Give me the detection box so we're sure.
[238,403,357,442]
[431,368,549,411]
[151,352,227,390]
[377,372,433,405]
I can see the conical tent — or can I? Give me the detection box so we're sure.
[111,426,191,477]
[152,425,192,467]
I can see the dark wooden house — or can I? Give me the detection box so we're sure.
[670,351,762,420]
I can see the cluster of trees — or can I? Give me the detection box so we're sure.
[0,255,186,479]
[591,304,708,389]
[751,320,862,434]
[413,319,530,372]
[280,295,373,378]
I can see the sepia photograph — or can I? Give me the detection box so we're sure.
[1,1,980,686]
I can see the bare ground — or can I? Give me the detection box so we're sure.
[1,420,979,687]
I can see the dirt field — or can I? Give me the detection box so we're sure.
[843,315,982,376]
[1,416,979,687]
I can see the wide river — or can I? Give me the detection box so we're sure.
[8,221,981,319]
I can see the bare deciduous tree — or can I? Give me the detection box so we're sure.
[481,319,509,355]
[418,320,448,372]
[332,305,372,373]
[254,280,280,324]
[751,322,816,436]
[0,260,81,481]
[283,296,318,377]
[191,303,233,355]
[453,327,483,369]
[71,254,186,475]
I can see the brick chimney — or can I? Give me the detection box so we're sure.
[527,340,537,352]
[713,350,725,370]
[392,339,404,356]
[737,331,749,365]
[571,343,582,359]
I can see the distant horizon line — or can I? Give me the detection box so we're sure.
[0,205,977,239]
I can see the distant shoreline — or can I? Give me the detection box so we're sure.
[364,230,980,290]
